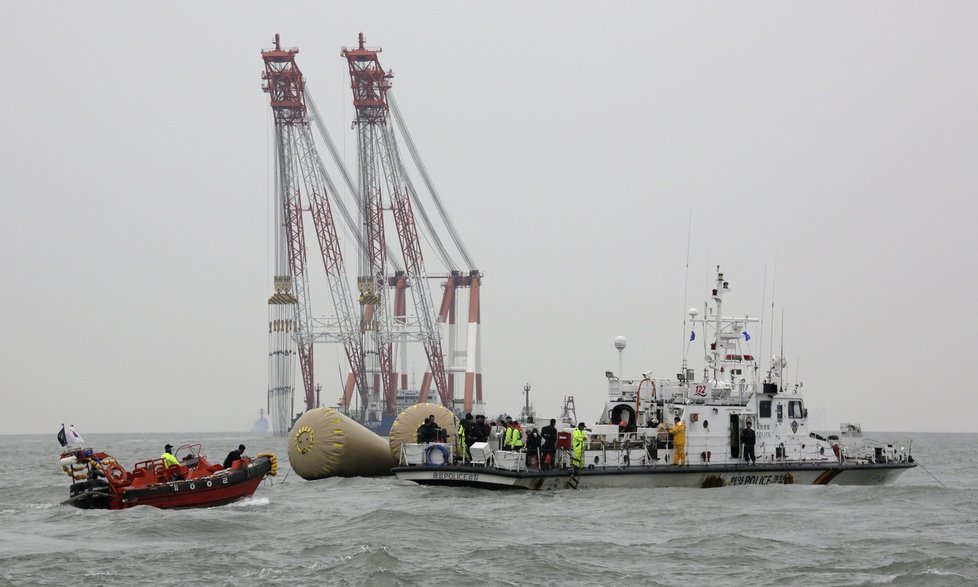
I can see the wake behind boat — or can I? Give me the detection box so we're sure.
[394,269,916,490]
[59,438,278,509]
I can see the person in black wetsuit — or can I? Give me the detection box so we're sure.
[416,416,432,443]
[525,428,542,468]
[741,421,756,463]
[469,414,488,443]
[540,418,558,469]
[223,444,246,468]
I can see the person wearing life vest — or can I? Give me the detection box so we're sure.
[161,444,180,467]
[161,444,185,480]
[571,422,588,468]
[504,419,524,451]
[669,417,687,465]
[456,419,468,462]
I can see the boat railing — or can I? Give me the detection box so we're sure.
[132,457,187,483]
[842,437,913,464]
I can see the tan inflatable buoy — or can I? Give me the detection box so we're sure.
[288,407,396,480]
[388,403,458,462]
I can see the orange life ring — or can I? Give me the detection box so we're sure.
[106,462,131,487]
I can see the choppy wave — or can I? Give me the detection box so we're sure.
[1,432,977,586]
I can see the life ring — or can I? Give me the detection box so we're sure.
[106,462,131,487]
[424,444,450,466]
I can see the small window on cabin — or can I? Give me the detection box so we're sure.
[759,400,772,418]
[789,401,803,418]
[776,403,784,422]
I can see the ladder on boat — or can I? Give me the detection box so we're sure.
[566,468,581,489]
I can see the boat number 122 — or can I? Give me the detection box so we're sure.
[694,385,707,396]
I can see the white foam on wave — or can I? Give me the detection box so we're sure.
[229,496,270,508]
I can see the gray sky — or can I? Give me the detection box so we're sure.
[2,2,976,435]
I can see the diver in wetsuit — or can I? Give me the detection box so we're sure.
[223,444,246,468]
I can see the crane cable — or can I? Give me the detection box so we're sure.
[305,88,404,274]
[390,92,476,271]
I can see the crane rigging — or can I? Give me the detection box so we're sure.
[261,35,368,435]
[260,33,484,434]
[341,33,453,415]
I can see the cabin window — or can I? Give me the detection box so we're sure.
[789,401,803,418]
[759,400,772,418]
[776,403,784,422]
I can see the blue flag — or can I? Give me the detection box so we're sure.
[689,331,696,342]
[743,331,751,341]
[57,425,67,447]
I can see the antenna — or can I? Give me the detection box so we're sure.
[680,211,692,366]
[758,265,767,378]
[779,307,785,383]
[769,256,777,379]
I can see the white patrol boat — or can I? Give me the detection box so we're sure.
[392,269,916,490]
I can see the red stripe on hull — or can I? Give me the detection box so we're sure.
[812,468,843,485]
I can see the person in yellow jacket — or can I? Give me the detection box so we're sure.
[161,444,180,467]
[456,421,468,462]
[571,422,589,468]
[504,419,524,451]
[670,417,687,465]
[161,444,185,480]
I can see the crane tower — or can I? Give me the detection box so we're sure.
[261,35,367,435]
[341,34,454,415]
[259,33,484,433]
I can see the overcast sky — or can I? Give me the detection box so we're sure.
[2,2,976,436]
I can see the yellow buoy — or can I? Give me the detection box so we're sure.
[287,407,396,480]
[387,403,458,462]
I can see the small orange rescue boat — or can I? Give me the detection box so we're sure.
[61,444,278,509]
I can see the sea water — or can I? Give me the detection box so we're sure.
[1,431,975,586]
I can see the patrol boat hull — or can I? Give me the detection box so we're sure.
[393,460,915,490]
[396,268,920,491]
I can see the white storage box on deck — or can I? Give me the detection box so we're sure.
[469,442,491,464]
[493,450,523,471]
[402,443,425,465]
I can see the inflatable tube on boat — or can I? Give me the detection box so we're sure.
[287,408,396,480]
[387,403,457,462]
[257,452,278,476]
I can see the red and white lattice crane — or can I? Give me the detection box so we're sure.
[260,33,484,432]
[341,34,453,415]
[261,35,367,435]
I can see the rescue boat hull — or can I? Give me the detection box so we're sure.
[393,460,916,490]
[66,456,274,510]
